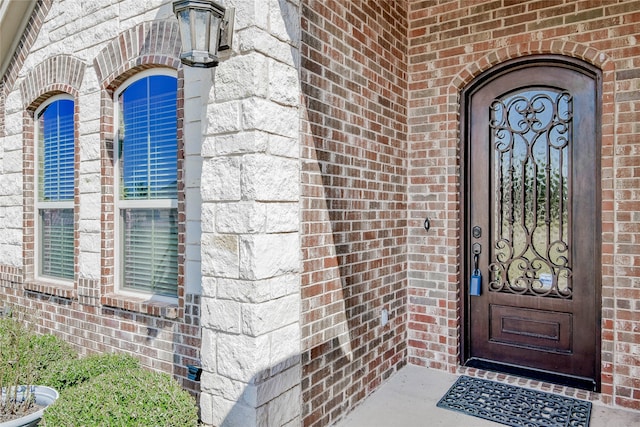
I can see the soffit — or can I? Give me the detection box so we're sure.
[0,0,37,80]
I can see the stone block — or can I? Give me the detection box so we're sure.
[218,397,258,427]
[201,157,242,201]
[240,233,300,280]
[238,27,295,67]
[200,328,218,372]
[268,134,298,159]
[265,203,299,233]
[80,67,100,95]
[78,219,100,234]
[0,174,20,198]
[201,276,217,298]
[233,0,269,31]
[78,192,100,220]
[217,277,271,303]
[205,101,242,135]
[201,203,216,233]
[269,273,300,299]
[4,207,21,229]
[241,154,299,201]
[4,151,22,174]
[217,332,270,382]
[4,90,22,114]
[0,245,21,268]
[242,97,298,138]
[201,233,240,278]
[202,296,241,333]
[78,252,100,278]
[242,294,300,337]
[263,384,301,427]
[201,371,257,408]
[2,134,23,152]
[269,59,299,106]
[79,231,101,252]
[215,53,268,102]
[198,391,217,426]
[216,274,298,303]
[4,112,22,136]
[216,202,266,233]
[215,130,269,156]
[78,158,100,176]
[256,361,300,407]
[268,323,300,367]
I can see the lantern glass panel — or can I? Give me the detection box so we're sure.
[176,9,192,55]
[192,8,211,53]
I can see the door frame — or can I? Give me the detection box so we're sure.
[459,54,602,390]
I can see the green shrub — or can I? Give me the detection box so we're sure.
[0,314,38,415]
[30,334,77,384]
[0,309,76,386]
[42,367,199,427]
[40,353,139,391]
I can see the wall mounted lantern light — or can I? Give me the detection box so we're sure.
[173,0,235,68]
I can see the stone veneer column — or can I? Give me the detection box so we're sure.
[198,1,302,426]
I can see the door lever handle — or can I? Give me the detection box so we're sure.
[470,250,482,296]
[470,242,482,296]
[472,242,481,255]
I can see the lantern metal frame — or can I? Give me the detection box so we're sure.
[172,0,234,68]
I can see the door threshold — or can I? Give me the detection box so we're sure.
[465,358,598,391]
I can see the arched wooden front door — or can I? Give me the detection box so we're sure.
[461,56,601,390]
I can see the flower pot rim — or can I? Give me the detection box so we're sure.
[0,385,59,427]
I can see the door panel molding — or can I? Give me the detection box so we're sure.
[490,304,572,353]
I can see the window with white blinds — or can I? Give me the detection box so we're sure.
[37,97,75,281]
[116,72,178,297]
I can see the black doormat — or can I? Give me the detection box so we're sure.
[437,376,592,427]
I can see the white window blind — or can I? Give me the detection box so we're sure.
[40,209,74,278]
[37,98,75,280]
[117,74,178,297]
[122,209,178,296]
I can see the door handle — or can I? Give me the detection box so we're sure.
[470,244,482,296]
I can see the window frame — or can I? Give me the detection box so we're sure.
[33,94,76,286]
[112,68,179,303]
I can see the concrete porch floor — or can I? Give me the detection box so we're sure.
[333,365,640,427]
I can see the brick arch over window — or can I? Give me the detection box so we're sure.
[20,55,84,297]
[96,20,185,317]
[20,55,86,111]
[94,20,182,92]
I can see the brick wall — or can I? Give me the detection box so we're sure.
[0,266,201,392]
[407,0,639,411]
[302,0,640,423]
[300,1,409,426]
[0,0,202,395]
